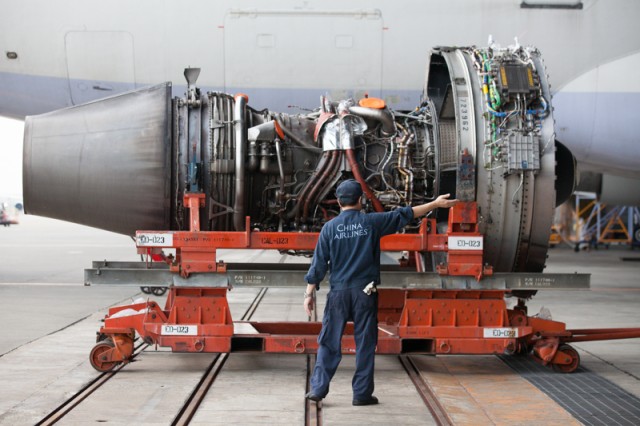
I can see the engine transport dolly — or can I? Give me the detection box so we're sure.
[86,194,640,373]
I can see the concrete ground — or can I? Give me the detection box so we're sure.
[0,215,639,424]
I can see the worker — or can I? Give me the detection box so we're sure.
[303,179,458,406]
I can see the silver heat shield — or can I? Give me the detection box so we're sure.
[23,83,172,235]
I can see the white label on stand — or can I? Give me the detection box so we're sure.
[483,328,518,338]
[161,325,198,336]
[448,236,483,250]
[137,233,173,247]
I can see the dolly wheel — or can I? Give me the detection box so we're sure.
[552,344,580,373]
[90,339,120,372]
[152,287,168,296]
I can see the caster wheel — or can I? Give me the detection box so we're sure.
[140,287,151,294]
[552,344,580,373]
[90,339,120,372]
[151,287,167,296]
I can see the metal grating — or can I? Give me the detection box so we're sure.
[439,120,457,170]
[499,355,640,426]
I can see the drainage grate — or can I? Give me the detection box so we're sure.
[499,355,640,426]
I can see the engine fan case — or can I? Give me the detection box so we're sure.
[424,48,557,272]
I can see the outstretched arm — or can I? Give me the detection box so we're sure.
[412,194,459,218]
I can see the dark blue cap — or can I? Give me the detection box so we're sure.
[336,179,363,205]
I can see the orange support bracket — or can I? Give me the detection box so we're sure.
[436,201,493,281]
[184,193,206,232]
[143,195,495,282]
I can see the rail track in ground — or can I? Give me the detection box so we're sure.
[35,288,457,426]
[36,289,269,426]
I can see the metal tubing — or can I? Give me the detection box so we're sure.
[396,126,414,203]
[248,141,259,172]
[258,142,271,174]
[348,106,396,137]
[292,151,330,220]
[225,96,234,231]
[303,150,341,220]
[564,328,640,343]
[233,94,248,231]
[275,116,322,153]
[274,139,286,207]
[345,149,384,212]
[568,328,640,334]
[565,331,640,343]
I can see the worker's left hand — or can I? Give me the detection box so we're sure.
[304,296,314,317]
[434,193,459,208]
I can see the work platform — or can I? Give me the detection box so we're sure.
[1,216,640,425]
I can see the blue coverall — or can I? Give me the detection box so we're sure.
[304,205,414,400]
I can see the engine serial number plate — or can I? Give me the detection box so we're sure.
[448,236,483,250]
[483,328,518,338]
[137,233,173,247]
[161,325,198,336]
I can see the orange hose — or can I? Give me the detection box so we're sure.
[345,149,384,212]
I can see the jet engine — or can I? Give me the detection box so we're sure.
[23,45,575,272]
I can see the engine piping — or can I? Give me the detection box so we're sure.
[275,115,322,153]
[291,151,330,220]
[233,94,248,231]
[274,138,286,210]
[348,105,396,137]
[396,125,414,204]
[303,150,342,220]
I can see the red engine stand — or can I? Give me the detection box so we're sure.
[89,193,640,373]
[93,285,639,373]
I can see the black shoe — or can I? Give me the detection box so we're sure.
[352,395,379,406]
[305,392,323,402]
